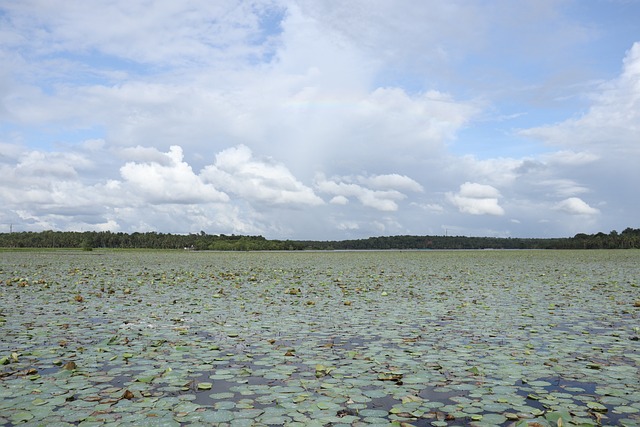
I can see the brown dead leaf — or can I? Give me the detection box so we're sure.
[121,390,134,400]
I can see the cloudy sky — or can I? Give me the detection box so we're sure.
[1,0,639,240]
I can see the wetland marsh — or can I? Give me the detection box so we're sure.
[0,250,639,426]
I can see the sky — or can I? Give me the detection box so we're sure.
[1,0,639,240]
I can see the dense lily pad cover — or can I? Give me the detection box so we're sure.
[0,249,638,426]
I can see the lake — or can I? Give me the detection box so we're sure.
[1,249,639,426]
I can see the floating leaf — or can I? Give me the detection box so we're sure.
[377,372,403,382]
[613,405,639,414]
[587,402,608,412]
[401,394,422,404]
[466,366,481,376]
[0,249,639,426]
[11,411,34,423]
[545,410,572,424]
[363,389,388,399]
[315,364,333,378]
[317,401,331,410]
[63,361,77,370]
[505,412,520,420]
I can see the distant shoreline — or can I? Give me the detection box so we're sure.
[1,228,639,250]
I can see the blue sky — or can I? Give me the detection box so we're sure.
[1,0,639,239]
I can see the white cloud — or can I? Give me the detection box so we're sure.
[1,1,277,67]
[0,149,98,209]
[359,173,424,192]
[118,145,176,165]
[330,195,349,205]
[120,146,229,204]
[0,1,638,239]
[412,202,445,213]
[0,142,308,235]
[537,179,589,198]
[314,172,424,212]
[0,142,25,161]
[541,150,599,166]
[337,221,359,231]
[357,88,480,145]
[15,151,89,179]
[555,197,600,215]
[458,182,501,199]
[295,1,485,72]
[315,174,414,212]
[520,42,640,155]
[449,196,505,216]
[201,145,324,206]
[447,182,505,216]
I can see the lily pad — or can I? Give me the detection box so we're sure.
[197,382,213,390]
[587,401,608,412]
[1,250,639,427]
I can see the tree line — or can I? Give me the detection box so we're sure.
[1,228,639,250]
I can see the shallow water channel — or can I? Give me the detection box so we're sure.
[1,249,639,426]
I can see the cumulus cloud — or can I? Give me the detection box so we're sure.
[458,182,501,199]
[315,178,404,211]
[541,150,599,166]
[457,156,527,187]
[330,195,349,205]
[118,145,175,165]
[315,172,423,212]
[412,202,445,213]
[358,173,424,192]
[120,146,229,204]
[520,42,640,155]
[337,221,360,231]
[0,142,325,235]
[0,1,638,238]
[356,88,480,146]
[447,182,505,216]
[537,179,589,198]
[555,197,600,215]
[0,149,97,207]
[201,145,324,206]
[14,151,89,180]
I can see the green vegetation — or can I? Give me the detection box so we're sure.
[1,227,640,250]
[0,250,639,426]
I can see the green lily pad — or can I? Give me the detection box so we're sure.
[0,250,639,427]
[586,401,608,412]
[11,411,35,422]
[613,406,639,414]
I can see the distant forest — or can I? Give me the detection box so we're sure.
[1,228,639,250]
